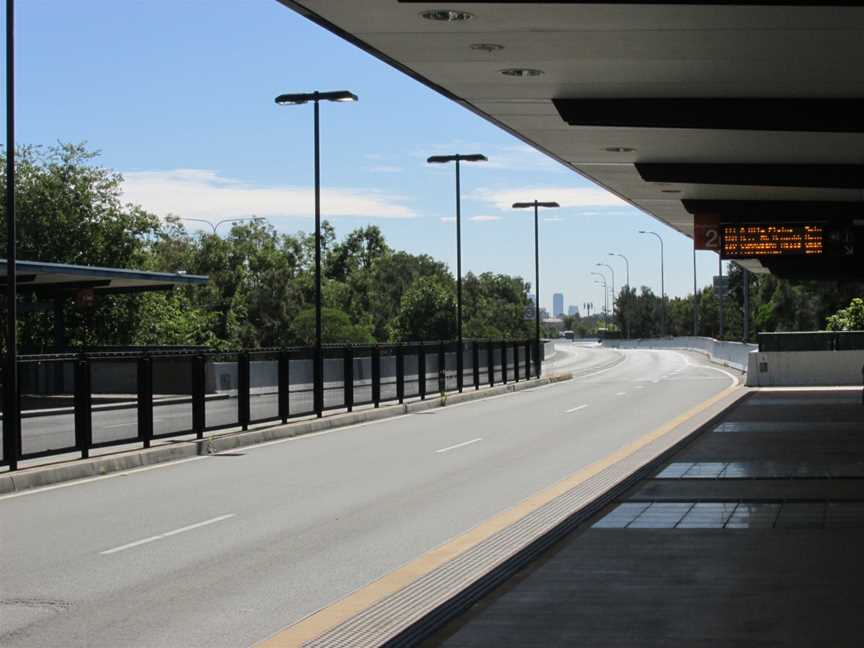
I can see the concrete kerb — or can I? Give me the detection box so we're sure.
[0,373,571,496]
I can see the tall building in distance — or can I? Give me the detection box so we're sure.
[553,293,564,318]
[568,305,579,316]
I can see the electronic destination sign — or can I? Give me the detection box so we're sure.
[721,223,824,259]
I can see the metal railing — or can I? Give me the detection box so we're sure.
[0,339,538,469]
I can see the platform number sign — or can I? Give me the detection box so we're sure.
[694,214,722,252]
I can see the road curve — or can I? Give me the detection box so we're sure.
[0,344,737,647]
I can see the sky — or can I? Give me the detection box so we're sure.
[1,0,728,314]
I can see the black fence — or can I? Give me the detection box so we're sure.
[0,339,538,469]
[758,331,864,352]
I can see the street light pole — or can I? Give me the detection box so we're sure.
[513,201,559,378]
[4,0,18,470]
[276,89,357,418]
[639,230,666,336]
[591,273,608,330]
[596,262,615,330]
[428,154,487,392]
[693,247,699,336]
[609,252,630,338]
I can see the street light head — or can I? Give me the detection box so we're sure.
[275,90,358,105]
[638,230,647,234]
[427,155,456,164]
[427,153,487,164]
[512,201,559,209]
[275,92,312,105]
[324,91,358,103]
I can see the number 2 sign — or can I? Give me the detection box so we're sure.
[693,214,721,251]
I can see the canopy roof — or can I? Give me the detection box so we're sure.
[280,1,864,279]
[0,260,208,296]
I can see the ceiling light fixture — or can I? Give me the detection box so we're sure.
[501,68,544,78]
[604,146,636,153]
[470,43,504,52]
[420,9,474,22]
[661,189,682,194]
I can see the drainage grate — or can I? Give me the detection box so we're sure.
[592,501,864,530]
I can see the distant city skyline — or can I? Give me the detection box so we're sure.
[552,293,565,318]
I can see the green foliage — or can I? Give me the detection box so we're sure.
[291,307,375,345]
[132,292,223,348]
[826,298,864,331]
[391,276,457,341]
[462,272,532,339]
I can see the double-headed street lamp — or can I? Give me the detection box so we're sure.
[609,252,630,338]
[276,90,357,417]
[639,230,666,336]
[512,201,559,378]
[596,262,615,307]
[179,217,264,235]
[591,272,609,329]
[428,153,487,392]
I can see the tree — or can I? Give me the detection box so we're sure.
[463,272,532,339]
[1,144,162,352]
[826,298,864,331]
[291,307,374,345]
[390,276,457,341]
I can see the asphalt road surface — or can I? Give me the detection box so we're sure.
[0,343,738,647]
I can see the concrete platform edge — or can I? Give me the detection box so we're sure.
[0,374,569,496]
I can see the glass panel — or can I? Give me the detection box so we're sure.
[289,357,314,415]
[425,352,440,395]
[206,358,239,429]
[153,357,193,437]
[323,356,345,409]
[20,360,76,456]
[379,354,397,403]
[250,359,279,422]
[444,351,457,391]
[353,354,373,405]
[403,353,419,398]
[90,360,139,445]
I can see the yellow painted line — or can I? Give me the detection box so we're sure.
[256,383,744,648]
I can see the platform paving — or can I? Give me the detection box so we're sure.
[430,388,864,647]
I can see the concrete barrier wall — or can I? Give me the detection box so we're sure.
[747,350,864,387]
[602,337,756,373]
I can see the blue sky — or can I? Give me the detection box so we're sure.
[2,0,727,313]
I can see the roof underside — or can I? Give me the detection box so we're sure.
[279,0,864,280]
[0,260,208,296]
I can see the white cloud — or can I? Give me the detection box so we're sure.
[121,169,418,222]
[468,215,501,222]
[440,216,456,223]
[471,186,628,211]
[544,217,564,222]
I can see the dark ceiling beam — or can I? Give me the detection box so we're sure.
[553,99,864,133]
[682,199,864,217]
[636,163,864,189]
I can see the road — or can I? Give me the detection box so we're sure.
[0,343,738,647]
